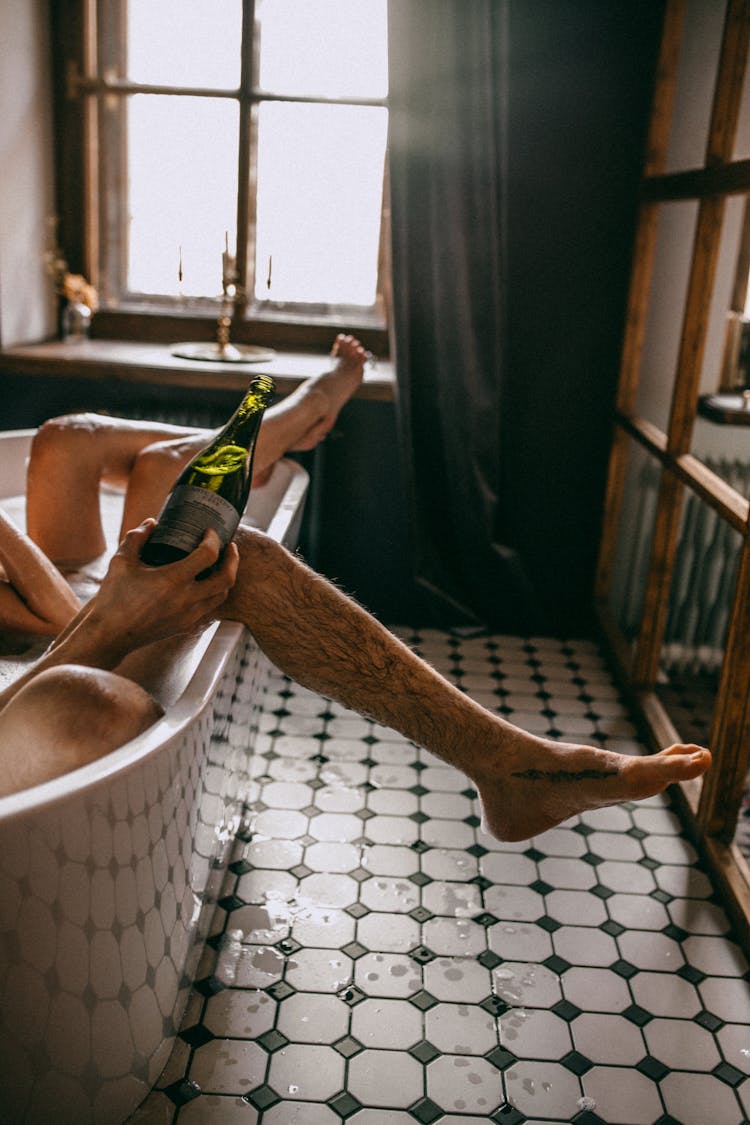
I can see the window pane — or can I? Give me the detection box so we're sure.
[124,0,242,89]
[257,0,388,99]
[255,102,388,306]
[125,95,238,297]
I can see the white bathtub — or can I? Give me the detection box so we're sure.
[0,429,309,1124]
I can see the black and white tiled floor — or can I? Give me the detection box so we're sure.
[130,630,750,1125]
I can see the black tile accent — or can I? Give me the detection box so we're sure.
[623,1004,652,1027]
[537,915,562,933]
[409,872,434,887]
[341,941,369,960]
[409,989,439,1011]
[266,980,296,1001]
[677,964,707,985]
[275,937,302,956]
[218,893,245,912]
[467,843,489,857]
[480,995,508,1017]
[590,884,614,900]
[713,1061,745,1087]
[611,959,639,980]
[338,985,367,1006]
[411,840,431,853]
[179,1023,214,1048]
[552,999,582,1022]
[409,944,437,965]
[328,1089,364,1116]
[562,1049,593,1075]
[491,1105,526,1124]
[471,875,494,892]
[464,815,482,828]
[409,1039,441,1064]
[485,1045,516,1071]
[531,880,554,896]
[409,1095,444,1124]
[474,911,500,928]
[524,847,545,862]
[639,857,661,871]
[582,852,604,866]
[543,954,571,975]
[478,950,503,970]
[194,975,227,997]
[163,1078,202,1106]
[651,888,673,905]
[600,919,625,937]
[462,787,479,800]
[695,1009,724,1032]
[345,902,370,919]
[290,863,313,879]
[228,857,253,876]
[246,1084,280,1110]
[333,1035,365,1058]
[409,906,434,923]
[637,1055,669,1081]
[257,1029,289,1053]
[662,922,689,942]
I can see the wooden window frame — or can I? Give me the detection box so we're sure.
[595,0,750,948]
[50,0,390,357]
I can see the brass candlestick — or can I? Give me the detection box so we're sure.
[171,237,276,364]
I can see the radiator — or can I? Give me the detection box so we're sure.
[623,458,743,677]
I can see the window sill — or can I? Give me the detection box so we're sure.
[0,338,395,402]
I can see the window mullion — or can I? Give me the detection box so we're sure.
[234,0,258,316]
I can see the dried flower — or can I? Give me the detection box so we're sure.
[44,218,98,311]
[61,272,99,312]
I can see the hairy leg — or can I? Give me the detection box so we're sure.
[0,664,162,796]
[26,413,203,566]
[221,527,711,843]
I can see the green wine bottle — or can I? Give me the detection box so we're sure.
[140,374,275,567]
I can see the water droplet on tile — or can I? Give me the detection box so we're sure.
[578,1096,596,1111]
[288,1084,299,1094]
[522,1078,535,1095]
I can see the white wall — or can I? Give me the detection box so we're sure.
[0,0,57,347]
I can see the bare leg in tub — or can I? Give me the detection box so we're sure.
[25,333,367,568]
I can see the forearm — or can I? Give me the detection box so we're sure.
[0,510,80,631]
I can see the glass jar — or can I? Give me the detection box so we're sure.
[61,300,92,341]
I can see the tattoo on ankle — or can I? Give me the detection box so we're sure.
[511,767,618,783]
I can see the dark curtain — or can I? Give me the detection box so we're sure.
[387,0,543,633]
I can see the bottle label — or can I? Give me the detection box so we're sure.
[148,485,240,554]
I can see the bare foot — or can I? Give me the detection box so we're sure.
[470,732,712,842]
[284,333,368,451]
[250,334,368,476]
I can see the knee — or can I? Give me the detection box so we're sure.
[30,413,102,466]
[15,665,161,751]
[233,525,285,581]
[0,665,162,793]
